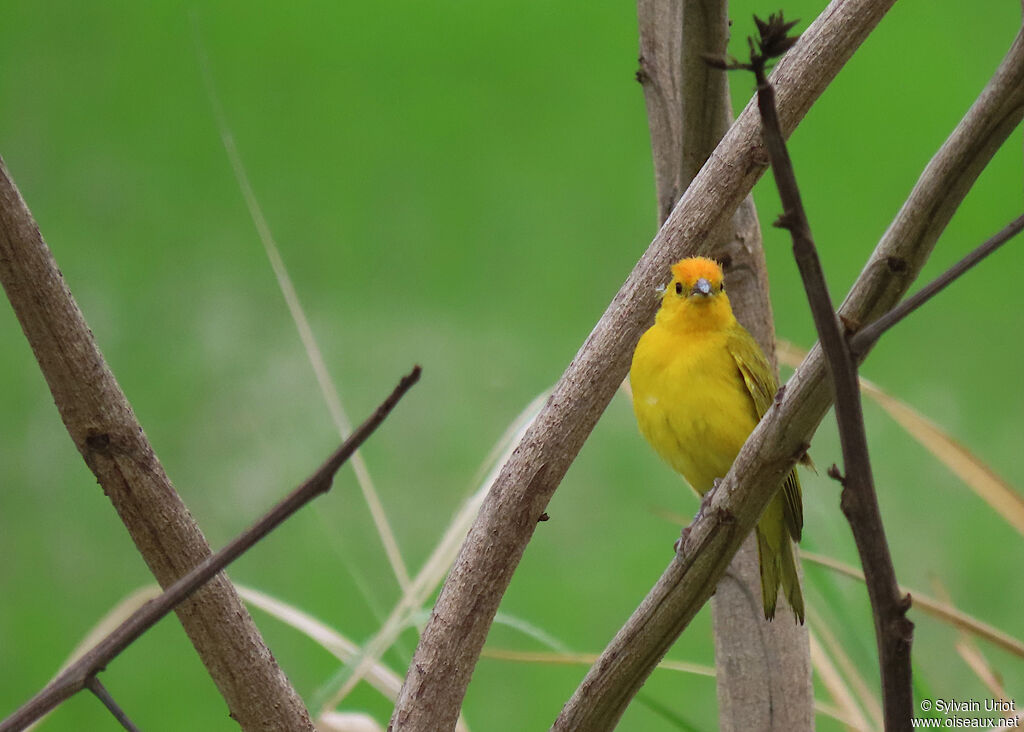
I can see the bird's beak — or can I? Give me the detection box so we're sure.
[655,283,667,296]
[691,278,713,297]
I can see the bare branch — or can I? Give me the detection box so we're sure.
[747,13,912,727]
[637,0,732,225]
[85,678,140,732]
[851,213,1024,355]
[637,1,812,728]
[0,156,315,730]
[0,368,420,732]
[390,0,900,729]
[552,21,1024,732]
[192,26,414,595]
[837,27,1024,330]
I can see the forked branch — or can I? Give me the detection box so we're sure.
[553,19,1024,731]
[638,1,813,728]
[390,0,900,728]
[850,213,1024,354]
[0,156,315,731]
[743,12,913,728]
[0,367,420,732]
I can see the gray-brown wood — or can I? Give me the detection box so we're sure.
[637,1,812,729]
[0,158,315,731]
[553,22,1024,731]
[389,0,897,729]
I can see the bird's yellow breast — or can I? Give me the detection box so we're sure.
[629,323,760,494]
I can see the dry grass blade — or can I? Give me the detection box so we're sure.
[318,390,550,712]
[42,585,466,732]
[58,586,163,674]
[953,638,1023,726]
[238,586,403,698]
[813,702,875,732]
[807,629,875,732]
[953,641,1016,716]
[859,380,1024,536]
[317,711,386,732]
[238,586,474,732]
[777,340,1024,537]
[481,648,864,729]
[479,648,714,677]
[193,27,412,593]
[19,587,162,731]
[929,578,1018,724]
[806,606,881,732]
[802,551,1024,658]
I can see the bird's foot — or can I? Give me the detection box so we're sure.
[674,526,691,555]
[701,479,723,511]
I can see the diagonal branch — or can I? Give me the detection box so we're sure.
[850,213,1024,354]
[552,21,1024,732]
[193,31,414,595]
[637,1,812,729]
[0,367,420,732]
[390,0,899,728]
[85,678,140,732]
[0,157,316,731]
[747,13,912,728]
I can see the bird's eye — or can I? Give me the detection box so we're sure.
[675,282,683,295]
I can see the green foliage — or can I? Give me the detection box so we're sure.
[1,1,1021,729]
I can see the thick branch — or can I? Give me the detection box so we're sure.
[749,17,912,728]
[1,368,420,732]
[390,1,898,729]
[638,0,732,224]
[637,2,812,729]
[552,22,1024,731]
[0,157,315,731]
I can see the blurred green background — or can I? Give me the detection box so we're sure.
[1,1,1021,729]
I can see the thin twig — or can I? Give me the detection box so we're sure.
[746,12,912,729]
[851,213,1024,354]
[316,391,548,714]
[85,678,140,732]
[0,367,420,732]
[0,157,314,731]
[191,21,414,596]
[802,551,1024,659]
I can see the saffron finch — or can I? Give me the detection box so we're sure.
[630,256,804,622]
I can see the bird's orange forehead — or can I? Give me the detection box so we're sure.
[671,257,724,287]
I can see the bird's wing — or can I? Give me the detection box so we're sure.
[728,330,803,541]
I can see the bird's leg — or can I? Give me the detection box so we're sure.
[677,478,725,553]
[702,478,723,513]
[707,479,738,526]
[674,527,689,554]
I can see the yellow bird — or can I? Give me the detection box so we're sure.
[630,256,804,622]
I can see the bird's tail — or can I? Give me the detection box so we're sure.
[755,526,805,624]
[779,536,805,624]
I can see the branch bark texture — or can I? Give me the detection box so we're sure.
[1,368,419,732]
[637,2,811,729]
[638,0,731,224]
[553,23,1024,731]
[0,158,315,731]
[389,1,897,729]
[750,22,913,726]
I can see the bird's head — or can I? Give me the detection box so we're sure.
[655,257,734,331]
